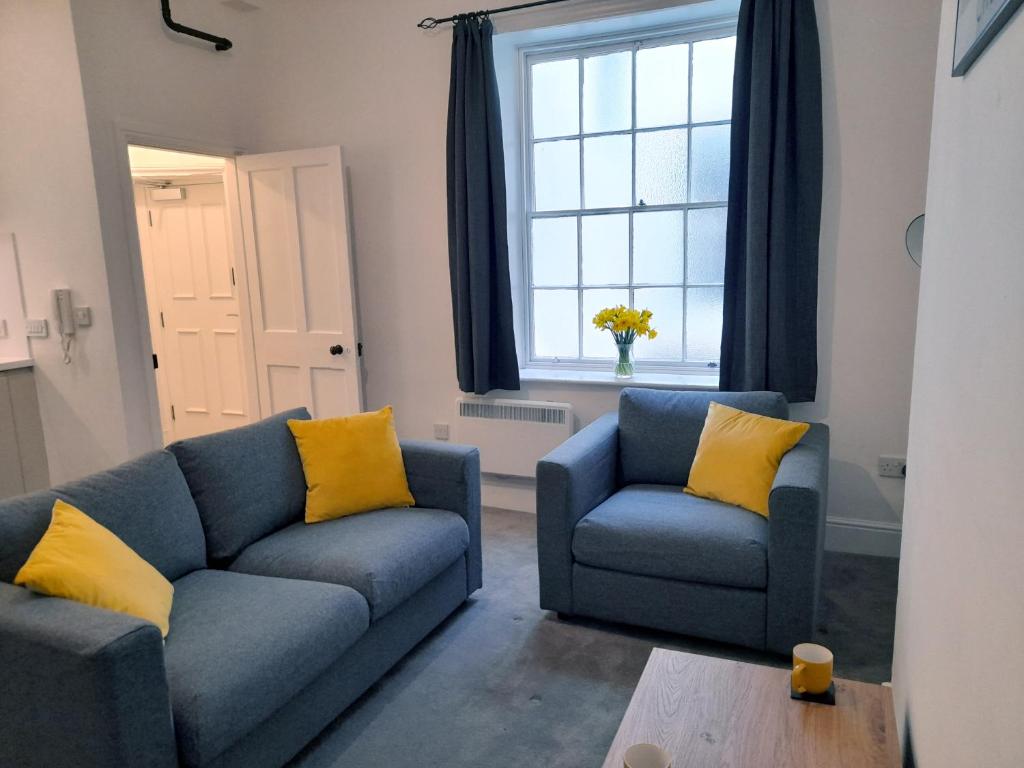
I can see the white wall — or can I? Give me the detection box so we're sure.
[0,235,30,363]
[893,3,1024,765]
[244,0,939,550]
[5,0,940,541]
[0,0,131,482]
[69,0,264,463]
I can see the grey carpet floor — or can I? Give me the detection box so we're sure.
[291,508,898,767]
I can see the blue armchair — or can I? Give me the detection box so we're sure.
[537,388,829,655]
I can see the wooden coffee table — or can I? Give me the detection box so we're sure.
[602,649,900,768]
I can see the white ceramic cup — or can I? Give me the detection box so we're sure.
[623,743,672,768]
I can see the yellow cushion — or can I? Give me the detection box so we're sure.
[684,402,810,518]
[14,500,174,636]
[288,405,415,524]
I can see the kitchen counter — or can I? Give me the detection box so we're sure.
[0,357,33,372]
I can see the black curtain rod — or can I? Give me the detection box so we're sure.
[417,0,572,29]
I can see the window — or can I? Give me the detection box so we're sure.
[522,27,736,372]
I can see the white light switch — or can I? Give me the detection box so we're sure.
[73,306,92,327]
[25,318,48,338]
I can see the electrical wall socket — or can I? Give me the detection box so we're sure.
[433,422,450,441]
[878,455,907,479]
[25,318,48,338]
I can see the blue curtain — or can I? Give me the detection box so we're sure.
[720,0,823,402]
[447,16,521,394]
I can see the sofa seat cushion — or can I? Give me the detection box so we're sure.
[229,508,469,622]
[572,484,769,589]
[164,569,368,768]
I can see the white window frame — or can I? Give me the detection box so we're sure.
[517,18,738,376]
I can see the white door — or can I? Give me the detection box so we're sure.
[234,146,363,418]
[143,182,254,440]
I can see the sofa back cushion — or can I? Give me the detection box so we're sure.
[618,388,789,486]
[168,408,310,564]
[0,450,206,583]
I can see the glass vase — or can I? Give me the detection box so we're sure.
[614,341,635,379]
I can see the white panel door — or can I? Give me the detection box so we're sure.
[235,146,362,418]
[145,183,253,440]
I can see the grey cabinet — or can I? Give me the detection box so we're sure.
[0,367,49,499]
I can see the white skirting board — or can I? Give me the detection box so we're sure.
[483,479,903,559]
[824,517,902,558]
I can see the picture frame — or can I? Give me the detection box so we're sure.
[953,0,1024,76]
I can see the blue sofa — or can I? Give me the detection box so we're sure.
[0,408,481,768]
[537,389,828,655]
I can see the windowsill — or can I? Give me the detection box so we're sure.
[519,366,719,390]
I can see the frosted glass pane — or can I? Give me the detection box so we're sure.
[636,129,687,206]
[636,43,689,128]
[533,290,579,358]
[583,51,632,133]
[531,217,578,287]
[687,207,727,284]
[634,211,685,284]
[691,125,730,203]
[686,287,724,361]
[531,59,579,139]
[633,287,683,361]
[582,288,629,358]
[534,139,580,211]
[692,37,736,123]
[582,214,629,285]
[583,134,631,209]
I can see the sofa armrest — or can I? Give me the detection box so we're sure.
[0,582,176,768]
[401,440,482,594]
[536,412,619,614]
[765,422,830,654]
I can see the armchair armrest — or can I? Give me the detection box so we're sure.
[536,412,619,614]
[0,582,176,768]
[766,422,830,654]
[401,441,482,594]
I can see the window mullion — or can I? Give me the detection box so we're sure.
[682,41,696,363]
[577,56,585,361]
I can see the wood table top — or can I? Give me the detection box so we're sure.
[602,648,901,768]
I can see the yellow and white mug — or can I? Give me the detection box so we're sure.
[792,643,833,695]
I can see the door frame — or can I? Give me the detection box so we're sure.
[114,122,262,448]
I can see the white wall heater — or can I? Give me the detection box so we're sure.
[452,398,574,478]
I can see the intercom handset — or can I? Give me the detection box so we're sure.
[54,288,75,364]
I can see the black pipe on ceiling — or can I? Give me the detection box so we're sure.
[161,0,233,51]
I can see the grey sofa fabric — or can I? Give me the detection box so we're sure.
[0,581,177,768]
[402,440,482,593]
[230,507,469,622]
[536,412,619,615]
[573,484,769,589]
[168,407,311,565]
[537,388,828,655]
[165,569,369,768]
[0,422,480,768]
[573,564,767,648]
[206,557,469,768]
[0,450,205,583]
[766,422,830,654]
[617,387,788,486]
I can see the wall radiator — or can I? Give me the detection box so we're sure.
[452,398,574,478]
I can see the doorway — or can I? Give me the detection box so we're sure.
[129,145,255,443]
[126,141,365,447]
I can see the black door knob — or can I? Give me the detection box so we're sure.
[329,344,344,356]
